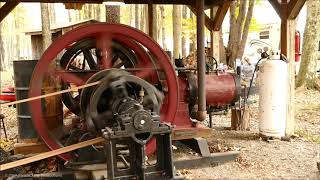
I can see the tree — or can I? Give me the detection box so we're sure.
[152,5,158,41]
[159,5,167,50]
[40,3,52,51]
[226,0,255,67]
[135,4,139,29]
[49,4,56,25]
[0,22,5,70]
[296,0,320,89]
[172,5,182,59]
[106,5,120,23]
[181,5,188,57]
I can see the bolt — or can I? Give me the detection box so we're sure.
[140,120,146,125]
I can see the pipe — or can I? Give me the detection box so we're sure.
[196,0,207,121]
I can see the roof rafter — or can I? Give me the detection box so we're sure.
[212,0,231,31]
[0,1,19,22]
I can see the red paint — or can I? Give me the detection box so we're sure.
[205,73,238,106]
[295,31,301,62]
[28,23,178,161]
[0,93,16,102]
[0,86,16,102]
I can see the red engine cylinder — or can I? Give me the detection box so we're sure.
[205,73,240,106]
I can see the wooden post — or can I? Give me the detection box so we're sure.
[268,0,306,136]
[281,19,296,135]
[148,3,153,38]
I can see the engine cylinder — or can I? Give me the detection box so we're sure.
[205,73,240,106]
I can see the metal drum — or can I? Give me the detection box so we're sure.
[13,60,63,141]
[13,60,38,141]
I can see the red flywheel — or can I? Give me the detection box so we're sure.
[28,23,178,161]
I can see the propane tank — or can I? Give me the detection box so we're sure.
[258,56,288,138]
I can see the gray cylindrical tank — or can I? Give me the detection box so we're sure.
[13,60,38,141]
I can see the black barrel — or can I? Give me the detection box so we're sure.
[13,60,38,140]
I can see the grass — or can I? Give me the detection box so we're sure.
[295,130,320,144]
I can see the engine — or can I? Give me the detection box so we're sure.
[23,23,240,179]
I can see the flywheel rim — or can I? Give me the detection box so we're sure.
[29,23,178,161]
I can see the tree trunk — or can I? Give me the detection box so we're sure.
[189,12,196,55]
[139,5,148,33]
[219,30,227,64]
[41,3,52,52]
[296,0,320,89]
[159,5,167,50]
[106,5,120,23]
[135,4,139,29]
[152,5,158,41]
[129,5,134,26]
[49,4,56,25]
[237,0,255,59]
[95,4,101,21]
[226,0,255,68]
[14,10,21,60]
[173,5,182,59]
[181,5,188,57]
[0,23,5,71]
[140,5,145,31]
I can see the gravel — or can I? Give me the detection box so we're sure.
[1,71,320,179]
[184,90,320,179]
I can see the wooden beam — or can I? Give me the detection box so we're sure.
[212,0,231,31]
[0,137,105,171]
[0,0,224,6]
[0,1,19,23]
[280,1,289,55]
[188,5,213,31]
[0,0,102,2]
[287,0,306,19]
[148,3,153,37]
[268,0,282,18]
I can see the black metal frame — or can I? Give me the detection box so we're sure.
[104,130,174,180]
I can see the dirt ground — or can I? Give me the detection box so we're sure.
[1,70,320,179]
[183,90,320,179]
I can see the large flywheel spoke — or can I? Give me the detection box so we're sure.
[55,69,93,86]
[82,48,98,70]
[96,33,113,69]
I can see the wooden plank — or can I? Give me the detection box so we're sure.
[0,0,224,6]
[188,5,214,31]
[172,127,212,140]
[287,0,306,19]
[0,1,19,23]
[212,0,231,31]
[14,142,49,155]
[0,81,100,107]
[0,137,105,171]
[268,0,282,19]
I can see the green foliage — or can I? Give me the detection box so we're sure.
[295,130,320,144]
[249,17,261,32]
[181,17,196,36]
